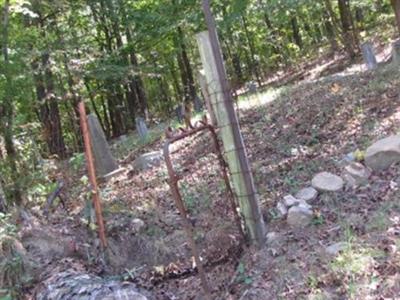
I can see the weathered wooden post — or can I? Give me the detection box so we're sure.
[361,42,377,70]
[197,0,266,246]
[79,103,107,249]
[392,39,400,65]
[87,114,119,177]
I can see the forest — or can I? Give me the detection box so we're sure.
[1,0,400,299]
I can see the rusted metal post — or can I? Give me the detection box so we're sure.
[199,0,266,247]
[164,139,212,299]
[78,102,107,249]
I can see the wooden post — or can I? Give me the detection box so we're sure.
[78,102,107,249]
[197,0,266,247]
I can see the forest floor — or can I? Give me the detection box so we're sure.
[8,37,400,299]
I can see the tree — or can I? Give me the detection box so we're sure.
[391,0,400,35]
[338,0,358,59]
[1,0,22,205]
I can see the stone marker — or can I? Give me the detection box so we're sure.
[87,114,119,177]
[246,81,257,94]
[361,42,377,70]
[365,135,400,171]
[343,162,371,185]
[135,117,148,140]
[392,40,400,65]
[133,151,163,171]
[287,205,313,227]
[193,95,203,112]
[311,172,344,192]
[295,187,318,202]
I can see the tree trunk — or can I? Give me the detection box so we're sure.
[338,0,357,59]
[39,52,67,158]
[291,15,303,49]
[391,0,400,36]
[1,0,22,206]
[323,10,339,53]
[241,14,262,86]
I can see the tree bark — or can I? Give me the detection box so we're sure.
[291,15,303,49]
[241,14,262,86]
[338,0,357,59]
[391,0,400,36]
[1,0,22,206]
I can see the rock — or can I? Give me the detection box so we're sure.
[325,242,348,256]
[297,200,312,210]
[295,187,318,202]
[311,172,344,192]
[287,205,313,227]
[343,162,371,185]
[365,135,400,171]
[133,151,163,171]
[283,195,299,207]
[266,232,279,244]
[131,218,145,233]
[276,201,288,217]
[34,267,148,300]
[343,173,357,188]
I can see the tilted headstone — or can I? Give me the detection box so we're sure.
[193,95,203,112]
[175,104,184,123]
[87,114,119,177]
[246,81,257,94]
[135,117,148,140]
[392,40,400,65]
[361,42,377,70]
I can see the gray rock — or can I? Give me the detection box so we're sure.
[325,242,348,256]
[276,201,288,217]
[266,232,279,244]
[131,218,145,233]
[365,135,400,171]
[311,172,344,192]
[133,151,163,171]
[343,173,357,188]
[295,187,318,202]
[297,200,312,210]
[283,195,299,207]
[287,205,313,227]
[343,162,371,185]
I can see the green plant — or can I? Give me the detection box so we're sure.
[69,153,85,171]
[235,262,253,285]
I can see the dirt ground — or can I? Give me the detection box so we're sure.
[10,37,400,299]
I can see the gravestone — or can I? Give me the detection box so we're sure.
[392,40,400,65]
[246,81,257,94]
[135,117,148,140]
[193,95,203,112]
[361,42,377,70]
[87,114,119,177]
[174,105,184,123]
